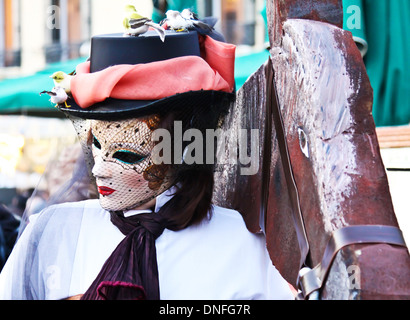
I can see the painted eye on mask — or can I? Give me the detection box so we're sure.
[113,150,146,165]
[93,136,102,149]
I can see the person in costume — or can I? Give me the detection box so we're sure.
[0,204,20,272]
[0,12,294,300]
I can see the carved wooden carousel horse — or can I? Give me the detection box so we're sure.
[213,0,410,299]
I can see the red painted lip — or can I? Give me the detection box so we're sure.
[98,186,116,196]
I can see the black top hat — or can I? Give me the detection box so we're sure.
[58,30,235,121]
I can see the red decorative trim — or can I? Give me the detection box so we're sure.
[97,281,147,300]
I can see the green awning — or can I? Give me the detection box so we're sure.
[0,58,85,114]
[360,0,410,127]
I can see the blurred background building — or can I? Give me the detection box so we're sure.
[0,0,267,78]
[0,0,408,244]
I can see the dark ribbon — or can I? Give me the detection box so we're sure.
[81,211,167,300]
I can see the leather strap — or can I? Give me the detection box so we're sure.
[259,60,273,234]
[299,225,407,298]
[266,58,310,270]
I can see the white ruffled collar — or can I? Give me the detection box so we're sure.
[122,186,177,218]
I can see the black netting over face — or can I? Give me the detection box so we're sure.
[68,95,234,212]
[90,116,173,211]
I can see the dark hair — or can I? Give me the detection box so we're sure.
[158,164,214,230]
[154,101,229,230]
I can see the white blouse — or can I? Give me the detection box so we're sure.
[0,189,294,300]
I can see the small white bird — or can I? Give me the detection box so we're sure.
[123,5,165,42]
[40,86,70,108]
[50,71,73,94]
[163,10,190,32]
[180,9,214,35]
[163,9,214,35]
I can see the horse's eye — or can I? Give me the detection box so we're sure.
[113,150,146,164]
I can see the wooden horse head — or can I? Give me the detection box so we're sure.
[213,0,410,299]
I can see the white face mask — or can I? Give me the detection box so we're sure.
[90,116,172,212]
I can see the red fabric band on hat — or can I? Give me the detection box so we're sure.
[71,35,236,109]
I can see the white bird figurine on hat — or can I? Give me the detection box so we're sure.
[180,8,214,35]
[40,86,70,108]
[163,9,214,34]
[163,10,189,32]
[123,4,165,42]
[50,71,73,94]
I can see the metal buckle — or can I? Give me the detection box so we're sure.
[298,225,407,300]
